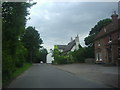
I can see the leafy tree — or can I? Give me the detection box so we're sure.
[78,44,82,48]
[39,48,48,63]
[52,48,60,60]
[21,26,43,63]
[33,48,48,63]
[2,2,35,82]
[84,18,112,47]
[71,48,86,63]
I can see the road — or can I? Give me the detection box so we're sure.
[8,64,112,88]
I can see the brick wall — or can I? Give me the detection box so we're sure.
[95,12,119,64]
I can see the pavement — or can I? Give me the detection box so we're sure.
[7,63,112,88]
[51,63,119,88]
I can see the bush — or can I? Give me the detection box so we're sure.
[57,56,67,64]
[52,47,95,64]
[53,56,67,64]
[2,52,15,83]
[66,54,74,64]
[84,47,94,58]
[71,48,86,63]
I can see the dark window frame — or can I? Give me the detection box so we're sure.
[118,48,120,58]
[109,35,112,42]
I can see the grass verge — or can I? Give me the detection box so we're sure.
[12,63,32,78]
[3,63,32,88]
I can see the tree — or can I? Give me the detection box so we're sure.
[84,18,112,59]
[21,26,43,63]
[39,48,48,63]
[2,2,35,82]
[33,48,48,63]
[84,18,112,47]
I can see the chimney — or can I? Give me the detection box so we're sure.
[111,11,118,24]
[75,35,79,50]
[75,35,79,43]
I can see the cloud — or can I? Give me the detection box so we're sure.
[26,2,118,51]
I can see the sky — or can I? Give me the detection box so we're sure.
[26,0,118,52]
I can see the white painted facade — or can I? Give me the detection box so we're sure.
[75,35,80,51]
[71,46,76,52]
[71,35,80,52]
[59,35,80,52]
[47,52,54,63]
[59,49,63,52]
[48,35,80,63]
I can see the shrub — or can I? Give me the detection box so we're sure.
[84,47,94,58]
[71,48,86,63]
[57,56,67,64]
[66,54,74,64]
[2,52,15,83]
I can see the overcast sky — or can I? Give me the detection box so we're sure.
[26,1,118,52]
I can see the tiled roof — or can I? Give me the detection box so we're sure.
[57,45,67,50]
[63,40,76,52]
[56,40,76,53]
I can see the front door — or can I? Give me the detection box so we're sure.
[107,47,112,63]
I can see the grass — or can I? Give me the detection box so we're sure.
[3,63,32,88]
[12,63,32,78]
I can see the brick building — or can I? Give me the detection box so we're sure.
[94,12,120,65]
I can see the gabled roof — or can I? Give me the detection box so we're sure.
[57,45,67,50]
[63,40,76,52]
[56,40,76,53]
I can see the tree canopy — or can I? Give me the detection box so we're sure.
[2,2,35,83]
[21,26,43,63]
[84,18,112,47]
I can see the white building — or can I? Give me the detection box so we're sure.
[46,35,81,63]
[46,50,54,63]
[56,35,80,53]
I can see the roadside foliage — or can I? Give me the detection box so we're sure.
[2,2,47,86]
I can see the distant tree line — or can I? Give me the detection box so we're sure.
[2,2,47,84]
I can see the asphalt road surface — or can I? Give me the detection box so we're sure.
[8,64,112,88]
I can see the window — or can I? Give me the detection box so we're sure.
[118,48,120,58]
[109,35,112,42]
[104,28,106,32]
[98,43,100,46]
[98,41,100,46]
[118,32,120,40]
[110,45,112,51]
[96,53,98,61]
